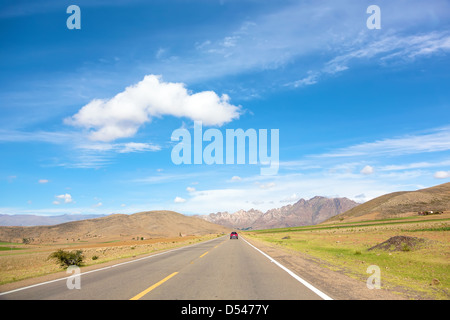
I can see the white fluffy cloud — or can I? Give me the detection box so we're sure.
[174,196,186,203]
[53,193,73,205]
[434,171,450,179]
[360,165,374,175]
[66,75,241,142]
[280,193,300,203]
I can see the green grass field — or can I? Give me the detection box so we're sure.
[244,215,449,300]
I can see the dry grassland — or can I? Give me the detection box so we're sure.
[0,234,220,287]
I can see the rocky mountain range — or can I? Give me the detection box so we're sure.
[198,196,359,230]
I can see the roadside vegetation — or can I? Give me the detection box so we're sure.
[0,234,220,286]
[244,214,449,300]
[48,249,84,268]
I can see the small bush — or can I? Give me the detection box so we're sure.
[92,255,99,260]
[48,249,84,268]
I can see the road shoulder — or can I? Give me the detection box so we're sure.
[243,236,409,300]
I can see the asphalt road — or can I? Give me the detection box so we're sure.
[0,235,332,300]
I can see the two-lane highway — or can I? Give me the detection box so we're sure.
[0,235,332,300]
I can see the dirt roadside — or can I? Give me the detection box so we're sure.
[0,252,149,294]
[243,236,418,300]
[0,235,217,294]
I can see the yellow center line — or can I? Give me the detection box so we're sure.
[215,240,227,248]
[130,272,178,300]
[199,251,209,258]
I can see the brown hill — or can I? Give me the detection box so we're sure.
[0,210,230,244]
[325,182,450,223]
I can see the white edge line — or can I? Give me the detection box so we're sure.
[0,235,225,296]
[241,236,333,300]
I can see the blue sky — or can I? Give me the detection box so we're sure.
[1,0,450,216]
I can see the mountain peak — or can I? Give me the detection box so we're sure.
[200,196,358,230]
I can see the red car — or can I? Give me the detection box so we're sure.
[230,231,238,239]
